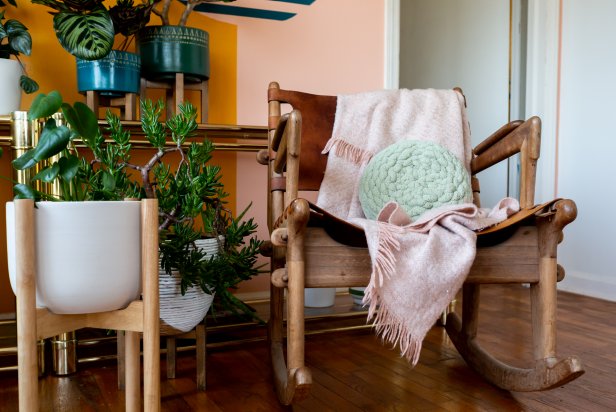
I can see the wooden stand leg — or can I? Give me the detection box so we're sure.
[125,331,140,412]
[196,322,206,390]
[142,199,160,412]
[117,330,126,390]
[15,199,39,412]
[166,336,176,379]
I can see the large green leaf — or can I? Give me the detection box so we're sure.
[5,19,31,55]
[53,8,114,60]
[13,124,71,170]
[61,102,99,147]
[28,91,63,120]
[32,162,60,182]
[58,154,79,181]
[13,184,36,200]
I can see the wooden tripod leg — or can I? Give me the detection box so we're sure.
[16,199,39,412]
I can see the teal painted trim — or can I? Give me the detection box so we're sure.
[270,0,315,5]
[194,4,296,20]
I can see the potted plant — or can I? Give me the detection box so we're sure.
[7,91,263,326]
[138,0,235,82]
[32,0,156,97]
[0,0,38,114]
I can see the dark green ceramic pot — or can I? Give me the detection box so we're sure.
[76,50,141,97]
[138,25,210,83]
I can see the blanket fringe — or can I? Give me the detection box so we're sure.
[371,301,423,365]
[322,138,374,165]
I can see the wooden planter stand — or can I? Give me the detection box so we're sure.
[14,199,160,412]
[85,91,138,121]
[141,74,208,122]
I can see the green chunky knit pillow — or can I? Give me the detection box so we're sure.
[359,140,472,221]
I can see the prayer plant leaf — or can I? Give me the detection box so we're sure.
[52,8,114,60]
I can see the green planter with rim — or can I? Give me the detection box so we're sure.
[138,25,210,83]
[76,50,141,97]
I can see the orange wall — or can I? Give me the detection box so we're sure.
[0,4,238,315]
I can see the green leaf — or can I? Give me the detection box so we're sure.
[28,91,63,120]
[102,170,115,191]
[32,162,60,182]
[53,8,114,60]
[11,149,36,170]
[13,125,72,170]
[19,75,39,94]
[13,183,35,200]
[5,19,31,55]
[61,102,99,147]
[58,154,79,181]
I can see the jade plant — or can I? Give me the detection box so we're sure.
[0,0,38,93]
[12,91,263,320]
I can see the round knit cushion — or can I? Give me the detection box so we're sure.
[359,140,472,221]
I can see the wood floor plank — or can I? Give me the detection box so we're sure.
[0,286,614,411]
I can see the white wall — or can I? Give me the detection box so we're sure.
[399,0,511,208]
[555,0,616,301]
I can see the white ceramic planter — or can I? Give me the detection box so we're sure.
[158,237,221,334]
[0,59,22,115]
[6,201,142,314]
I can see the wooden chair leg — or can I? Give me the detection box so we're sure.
[446,200,584,391]
[269,199,312,405]
[166,337,176,379]
[196,322,206,390]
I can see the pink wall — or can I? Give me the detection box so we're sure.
[207,0,386,295]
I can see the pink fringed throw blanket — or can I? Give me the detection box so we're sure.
[316,89,519,364]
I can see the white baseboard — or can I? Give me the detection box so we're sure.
[557,270,616,302]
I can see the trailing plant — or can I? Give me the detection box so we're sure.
[32,0,156,59]
[153,0,235,27]
[0,0,38,93]
[11,91,264,321]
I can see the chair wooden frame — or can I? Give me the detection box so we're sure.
[15,199,160,412]
[259,82,584,405]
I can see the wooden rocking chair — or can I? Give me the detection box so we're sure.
[257,82,584,405]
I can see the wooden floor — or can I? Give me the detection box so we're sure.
[0,284,615,411]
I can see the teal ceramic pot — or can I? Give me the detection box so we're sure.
[138,25,210,83]
[76,50,141,97]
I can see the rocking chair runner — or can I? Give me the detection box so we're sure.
[258,82,584,405]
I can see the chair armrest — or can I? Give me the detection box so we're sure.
[471,117,541,208]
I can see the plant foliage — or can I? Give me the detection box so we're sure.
[0,0,39,93]
[13,91,264,321]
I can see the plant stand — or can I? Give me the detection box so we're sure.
[140,74,208,122]
[166,322,208,390]
[85,91,138,120]
[14,199,160,412]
